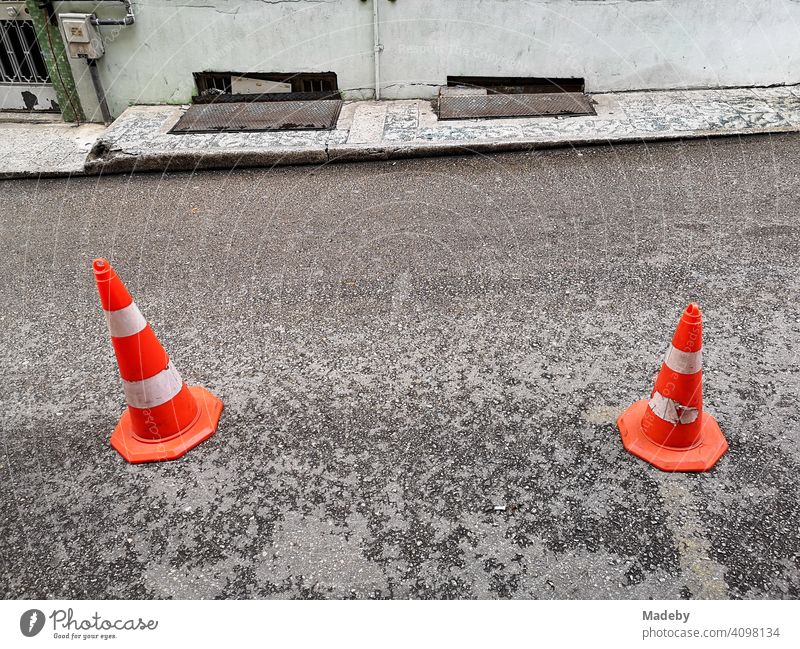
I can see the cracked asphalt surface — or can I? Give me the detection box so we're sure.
[1,134,799,599]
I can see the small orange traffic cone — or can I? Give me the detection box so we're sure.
[617,303,728,472]
[93,258,223,463]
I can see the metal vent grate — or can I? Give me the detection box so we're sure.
[194,91,341,105]
[170,100,343,133]
[0,19,50,84]
[194,72,338,98]
[438,92,595,120]
[447,76,585,94]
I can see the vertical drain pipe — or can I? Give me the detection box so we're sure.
[372,0,382,100]
[87,59,112,124]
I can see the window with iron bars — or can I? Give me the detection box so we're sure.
[194,72,338,95]
[0,19,50,84]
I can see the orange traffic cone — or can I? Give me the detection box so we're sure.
[93,258,223,463]
[617,303,728,472]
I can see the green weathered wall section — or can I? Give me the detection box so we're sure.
[26,0,85,121]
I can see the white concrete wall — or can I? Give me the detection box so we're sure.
[55,0,800,121]
[379,0,800,98]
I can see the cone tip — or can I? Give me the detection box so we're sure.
[93,258,111,275]
[680,302,703,330]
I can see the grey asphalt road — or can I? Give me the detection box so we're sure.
[1,135,799,600]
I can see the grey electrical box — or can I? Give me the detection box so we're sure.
[60,13,104,59]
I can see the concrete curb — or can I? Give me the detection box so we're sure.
[83,144,327,175]
[75,125,800,178]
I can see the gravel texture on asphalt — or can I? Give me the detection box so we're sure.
[1,134,799,599]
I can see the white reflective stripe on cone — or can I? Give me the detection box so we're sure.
[648,391,699,425]
[122,361,184,409]
[104,302,147,338]
[664,345,702,375]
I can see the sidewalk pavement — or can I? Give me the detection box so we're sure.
[0,114,106,178]
[3,85,800,178]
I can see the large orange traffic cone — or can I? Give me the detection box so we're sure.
[93,258,223,463]
[617,303,728,472]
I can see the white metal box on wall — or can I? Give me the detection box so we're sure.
[60,13,104,59]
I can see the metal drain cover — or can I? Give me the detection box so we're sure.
[170,100,343,133]
[438,92,595,120]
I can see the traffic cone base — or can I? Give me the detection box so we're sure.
[110,386,223,464]
[618,399,728,472]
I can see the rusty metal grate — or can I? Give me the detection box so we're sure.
[194,91,341,105]
[170,100,343,134]
[438,92,595,120]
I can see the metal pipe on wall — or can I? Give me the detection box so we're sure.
[372,0,381,100]
[90,0,135,26]
[87,57,111,124]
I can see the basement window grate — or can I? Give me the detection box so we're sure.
[440,76,593,120]
[194,72,339,101]
[170,100,343,134]
[0,19,50,84]
[438,92,595,120]
[195,72,231,94]
[447,76,585,95]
